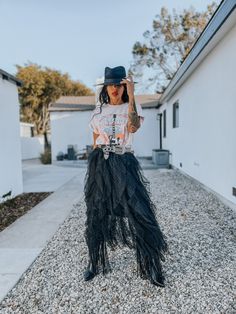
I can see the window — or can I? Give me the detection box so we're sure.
[163,109,166,137]
[173,101,179,128]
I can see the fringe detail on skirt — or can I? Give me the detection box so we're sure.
[84,147,168,284]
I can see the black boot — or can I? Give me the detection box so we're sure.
[150,277,165,287]
[83,261,96,281]
[140,265,165,287]
[149,268,165,287]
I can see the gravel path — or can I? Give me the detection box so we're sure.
[0,169,235,314]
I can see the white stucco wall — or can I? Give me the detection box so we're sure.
[133,108,160,157]
[160,22,236,205]
[0,78,23,202]
[50,111,92,161]
[50,106,159,161]
[21,136,44,160]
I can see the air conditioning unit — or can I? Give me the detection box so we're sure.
[152,149,170,169]
[67,145,76,160]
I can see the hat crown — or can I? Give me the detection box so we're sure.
[103,66,126,85]
[105,66,126,80]
[94,66,138,86]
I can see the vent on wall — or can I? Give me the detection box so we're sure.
[233,187,236,197]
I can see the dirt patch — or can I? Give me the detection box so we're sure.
[0,192,53,232]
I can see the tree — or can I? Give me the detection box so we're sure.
[16,63,94,148]
[130,2,219,93]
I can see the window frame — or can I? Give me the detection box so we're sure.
[173,101,179,128]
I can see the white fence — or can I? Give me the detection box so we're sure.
[21,136,45,160]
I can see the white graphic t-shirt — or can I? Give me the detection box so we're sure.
[89,102,144,148]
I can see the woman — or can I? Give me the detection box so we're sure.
[83,66,168,287]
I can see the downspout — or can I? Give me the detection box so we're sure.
[157,113,162,149]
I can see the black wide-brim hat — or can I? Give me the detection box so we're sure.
[94,66,137,86]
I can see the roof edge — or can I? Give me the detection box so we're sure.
[0,69,22,87]
[158,0,236,105]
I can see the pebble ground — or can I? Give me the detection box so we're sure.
[0,169,235,314]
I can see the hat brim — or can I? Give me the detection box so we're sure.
[94,81,138,86]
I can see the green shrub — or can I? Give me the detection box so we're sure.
[40,148,51,164]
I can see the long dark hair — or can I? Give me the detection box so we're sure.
[90,84,129,121]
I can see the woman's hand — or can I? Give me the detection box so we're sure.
[120,75,135,100]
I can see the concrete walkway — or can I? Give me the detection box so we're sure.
[22,158,86,192]
[0,159,86,301]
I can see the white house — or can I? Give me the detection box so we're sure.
[0,69,23,202]
[156,0,236,206]
[20,122,35,137]
[20,122,45,160]
[48,94,161,161]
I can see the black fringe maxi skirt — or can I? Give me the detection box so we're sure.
[84,147,168,286]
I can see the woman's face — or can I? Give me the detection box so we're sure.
[106,84,125,104]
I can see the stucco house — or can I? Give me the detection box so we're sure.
[48,94,161,161]
[0,69,23,202]
[156,0,236,206]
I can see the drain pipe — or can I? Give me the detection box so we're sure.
[153,112,171,169]
[157,113,162,149]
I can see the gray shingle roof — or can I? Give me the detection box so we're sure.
[49,94,162,112]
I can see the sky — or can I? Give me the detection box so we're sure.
[0,0,220,94]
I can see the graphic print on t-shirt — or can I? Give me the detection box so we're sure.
[100,113,127,145]
[89,102,144,147]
